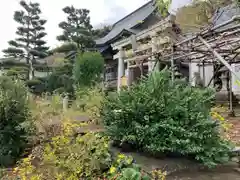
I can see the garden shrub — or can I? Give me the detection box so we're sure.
[45,73,74,95]
[0,76,33,167]
[26,79,42,87]
[101,69,232,167]
[14,121,112,180]
[6,66,28,80]
[73,52,104,87]
[45,62,74,96]
[26,79,46,95]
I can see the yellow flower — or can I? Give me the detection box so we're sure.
[235,80,240,86]
[219,116,224,121]
[13,167,19,172]
[117,154,125,159]
[109,166,116,174]
[126,158,132,164]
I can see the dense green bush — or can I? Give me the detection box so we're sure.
[46,73,74,94]
[45,62,74,95]
[73,52,104,86]
[25,78,46,95]
[6,66,28,80]
[0,76,33,167]
[101,70,232,167]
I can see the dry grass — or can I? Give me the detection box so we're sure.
[212,106,240,145]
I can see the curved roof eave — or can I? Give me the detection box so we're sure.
[95,0,157,46]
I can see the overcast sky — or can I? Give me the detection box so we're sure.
[0,0,150,56]
[0,0,191,57]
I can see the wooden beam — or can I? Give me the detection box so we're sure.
[198,36,240,81]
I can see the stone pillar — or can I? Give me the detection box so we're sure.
[128,35,137,87]
[63,94,68,112]
[117,47,125,92]
[221,72,228,92]
[127,60,133,88]
[151,34,158,72]
[130,35,137,52]
[148,59,154,72]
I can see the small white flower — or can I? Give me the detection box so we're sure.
[144,115,149,121]
[113,109,122,113]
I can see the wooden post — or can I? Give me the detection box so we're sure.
[198,36,240,81]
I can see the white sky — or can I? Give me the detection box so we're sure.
[0,0,149,56]
[0,0,191,57]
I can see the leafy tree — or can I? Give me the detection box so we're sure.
[51,25,111,54]
[156,0,233,32]
[73,52,104,87]
[156,0,171,17]
[2,0,49,79]
[50,43,77,54]
[57,6,95,52]
[174,0,232,32]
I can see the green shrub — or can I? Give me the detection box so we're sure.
[73,52,104,87]
[6,66,28,80]
[26,79,42,87]
[101,70,232,167]
[106,153,151,180]
[26,79,46,95]
[46,73,74,95]
[0,76,33,167]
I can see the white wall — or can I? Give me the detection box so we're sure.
[189,62,199,86]
[200,64,214,87]
[231,63,240,95]
[189,62,214,87]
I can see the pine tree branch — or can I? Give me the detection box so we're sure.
[3,0,48,72]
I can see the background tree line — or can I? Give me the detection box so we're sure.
[1,0,108,95]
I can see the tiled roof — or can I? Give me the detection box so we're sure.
[212,4,240,31]
[95,0,157,46]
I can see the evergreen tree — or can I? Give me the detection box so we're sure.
[57,6,95,52]
[92,25,111,39]
[2,0,49,80]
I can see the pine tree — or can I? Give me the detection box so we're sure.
[2,0,49,80]
[57,6,95,52]
[92,25,111,39]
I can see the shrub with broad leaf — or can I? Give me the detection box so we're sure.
[101,69,233,167]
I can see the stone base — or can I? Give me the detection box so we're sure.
[234,168,240,173]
